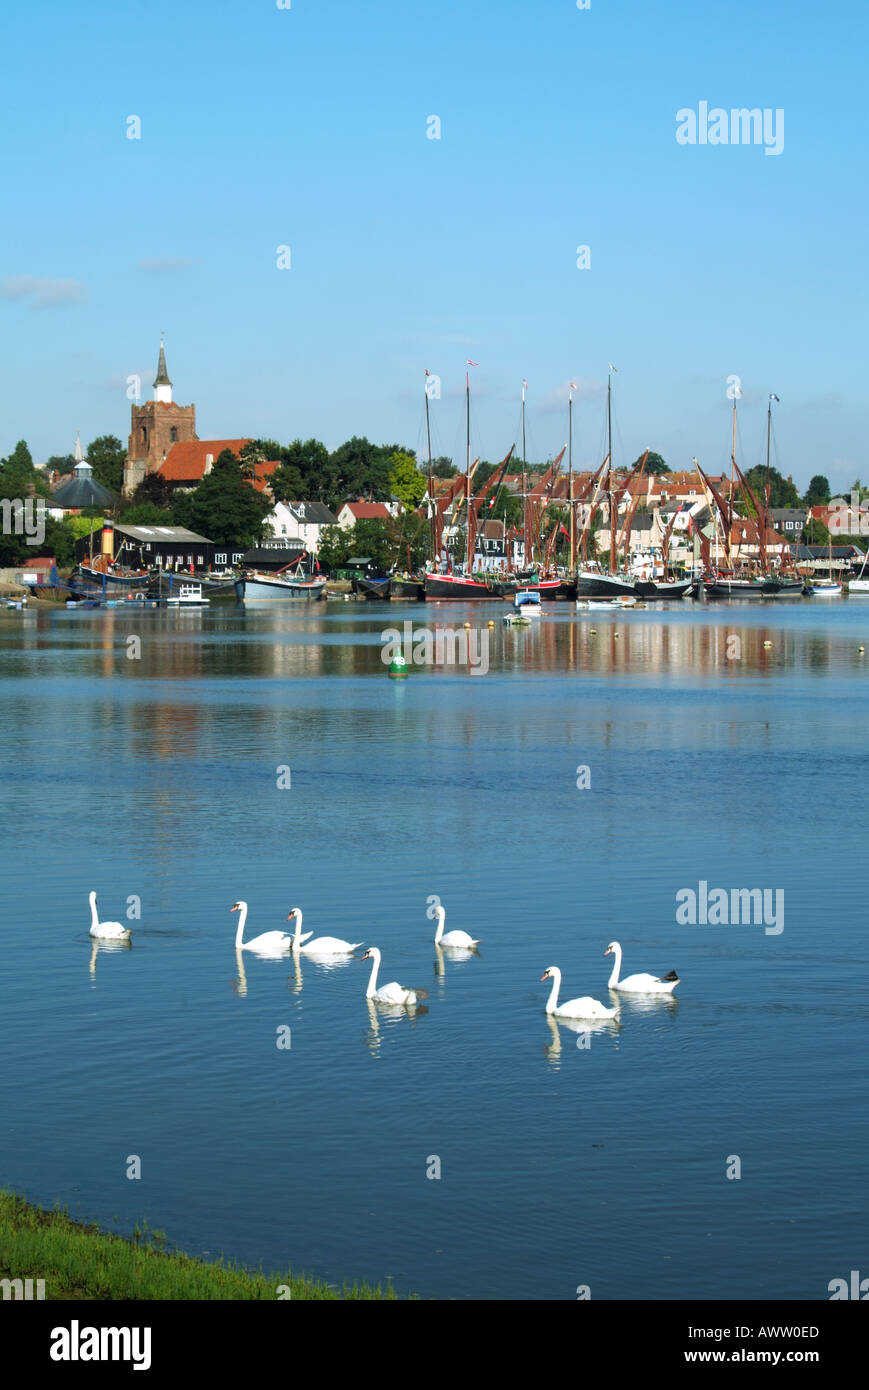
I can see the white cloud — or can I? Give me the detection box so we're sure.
[0,275,87,308]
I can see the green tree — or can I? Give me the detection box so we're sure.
[431,457,457,478]
[802,517,830,544]
[385,509,431,570]
[171,449,271,547]
[742,466,802,513]
[126,471,173,512]
[489,489,522,529]
[43,517,75,566]
[270,438,334,505]
[330,437,392,502]
[804,474,831,506]
[388,450,426,509]
[47,453,75,476]
[632,450,670,475]
[121,503,177,526]
[86,436,125,494]
[349,518,394,570]
[316,525,351,571]
[0,440,37,499]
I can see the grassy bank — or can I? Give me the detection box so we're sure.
[0,1190,398,1300]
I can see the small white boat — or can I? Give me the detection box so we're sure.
[809,580,843,595]
[575,595,638,610]
[164,582,208,607]
[503,611,532,626]
[513,588,543,616]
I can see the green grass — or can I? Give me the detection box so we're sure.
[0,1190,399,1300]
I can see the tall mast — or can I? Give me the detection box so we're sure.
[607,365,616,573]
[521,379,528,567]
[425,370,435,567]
[465,367,471,572]
[730,390,739,557]
[568,382,576,572]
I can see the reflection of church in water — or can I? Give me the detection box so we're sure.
[123,340,198,495]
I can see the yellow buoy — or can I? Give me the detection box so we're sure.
[463,622,471,629]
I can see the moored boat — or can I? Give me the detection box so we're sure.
[425,571,509,600]
[236,572,327,601]
[576,567,638,598]
[634,577,693,599]
[353,575,392,600]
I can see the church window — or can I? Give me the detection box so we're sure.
[170,427,178,443]
[141,426,148,446]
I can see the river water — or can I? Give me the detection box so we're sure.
[1,596,866,1299]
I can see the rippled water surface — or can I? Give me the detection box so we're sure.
[1,597,867,1299]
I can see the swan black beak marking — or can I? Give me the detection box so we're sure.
[540,972,549,982]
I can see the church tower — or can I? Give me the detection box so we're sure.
[124,339,197,494]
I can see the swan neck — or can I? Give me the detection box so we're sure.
[291,910,303,949]
[546,970,560,1013]
[366,950,380,997]
[234,904,246,949]
[434,909,444,943]
[89,894,99,930]
[607,944,621,988]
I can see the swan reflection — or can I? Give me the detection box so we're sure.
[608,989,679,1017]
[364,997,428,1057]
[434,941,479,986]
[88,936,132,979]
[544,1012,620,1066]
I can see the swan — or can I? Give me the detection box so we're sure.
[231,901,296,953]
[361,947,426,1006]
[286,908,362,955]
[88,891,131,941]
[540,966,619,1020]
[604,941,679,994]
[433,904,480,949]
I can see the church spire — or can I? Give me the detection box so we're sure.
[153,335,173,403]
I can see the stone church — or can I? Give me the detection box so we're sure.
[124,341,197,494]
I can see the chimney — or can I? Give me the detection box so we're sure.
[204,453,214,476]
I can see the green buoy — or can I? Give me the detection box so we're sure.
[389,655,409,678]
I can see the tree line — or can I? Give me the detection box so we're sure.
[0,427,853,569]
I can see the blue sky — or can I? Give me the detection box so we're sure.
[1,0,865,490]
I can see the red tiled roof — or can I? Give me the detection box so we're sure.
[341,501,391,519]
[159,440,252,482]
[247,460,280,494]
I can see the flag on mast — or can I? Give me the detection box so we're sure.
[769,393,780,401]
[466,359,478,367]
